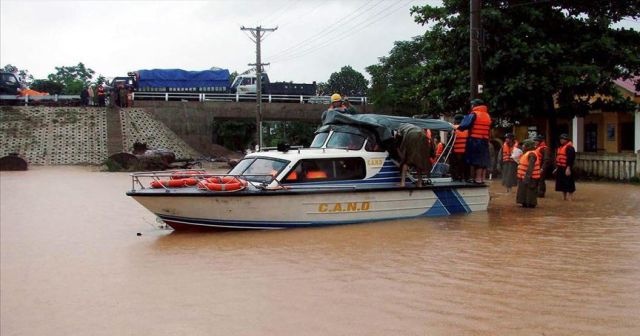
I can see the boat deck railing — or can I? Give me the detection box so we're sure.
[129,170,280,192]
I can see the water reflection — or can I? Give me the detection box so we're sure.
[1,167,639,335]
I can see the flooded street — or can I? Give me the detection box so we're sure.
[1,166,639,335]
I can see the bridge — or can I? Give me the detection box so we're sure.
[1,92,381,122]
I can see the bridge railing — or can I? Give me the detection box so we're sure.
[131,92,368,105]
[575,152,640,180]
[1,92,369,106]
[0,94,81,105]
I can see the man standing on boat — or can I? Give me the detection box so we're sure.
[457,99,492,184]
[450,114,469,181]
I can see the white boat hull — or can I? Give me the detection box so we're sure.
[129,185,489,230]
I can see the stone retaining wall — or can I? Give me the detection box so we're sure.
[0,106,199,165]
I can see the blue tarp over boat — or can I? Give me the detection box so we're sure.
[319,110,453,143]
[136,69,230,89]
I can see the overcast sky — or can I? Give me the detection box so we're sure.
[1,0,441,84]
[2,0,638,85]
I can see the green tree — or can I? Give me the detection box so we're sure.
[95,75,106,85]
[30,79,64,95]
[327,66,369,97]
[369,0,640,126]
[263,121,319,147]
[47,62,96,94]
[212,120,256,151]
[366,38,430,115]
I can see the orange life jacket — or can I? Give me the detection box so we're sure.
[469,105,491,140]
[535,141,548,163]
[435,142,444,157]
[555,141,573,167]
[502,142,513,162]
[517,150,541,179]
[453,129,468,154]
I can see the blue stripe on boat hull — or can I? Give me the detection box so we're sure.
[156,187,474,230]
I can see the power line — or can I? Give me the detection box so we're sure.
[268,0,397,62]
[266,0,383,60]
[269,0,415,63]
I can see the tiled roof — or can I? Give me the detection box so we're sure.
[614,76,640,96]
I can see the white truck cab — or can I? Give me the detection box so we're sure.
[230,73,269,94]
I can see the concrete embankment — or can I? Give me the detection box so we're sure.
[0,106,200,166]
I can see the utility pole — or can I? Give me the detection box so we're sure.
[470,0,481,100]
[241,25,277,150]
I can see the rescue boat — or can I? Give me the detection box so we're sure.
[126,111,489,230]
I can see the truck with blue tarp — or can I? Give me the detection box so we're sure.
[130,68,231,93]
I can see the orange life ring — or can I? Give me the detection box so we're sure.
[150,177,199,188]
[197,176,247,192]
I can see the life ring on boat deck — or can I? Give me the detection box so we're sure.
[150,177,199,188]
[170,169,206,180]
[197,176,248,192]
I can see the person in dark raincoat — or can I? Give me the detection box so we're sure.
[395,123,433,187]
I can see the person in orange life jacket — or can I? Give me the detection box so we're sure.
[450,114,469,181]
[554,133,576,201]
[533,134,551,197]
[432,135,444,164]
[516,140,541,208]
[500,133,519,193]
[457,99,492,184]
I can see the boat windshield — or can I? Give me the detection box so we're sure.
[326,132,365,150]
[228,157,289,182]
[310,131,365,150]
[310,132,328,148]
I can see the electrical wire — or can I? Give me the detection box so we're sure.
[266,0,382,60]
[268,0,416,63]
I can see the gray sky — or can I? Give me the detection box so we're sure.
[0,0,439,83]
[2,0,637,85]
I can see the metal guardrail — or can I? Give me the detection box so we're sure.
[1,93,368,105]
[131,92,368,105]
[0,94,81,105]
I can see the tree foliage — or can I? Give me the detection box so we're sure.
[47,62,96,95]
[368,0,640,124]
[326,66,369,97]
[30,79,64,95]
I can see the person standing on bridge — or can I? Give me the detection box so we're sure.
[97,84,106,107]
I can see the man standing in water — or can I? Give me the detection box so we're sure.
[534,134,551,197]
[499,133,519,193]
[554,133,576,200]
[516,140,541,208]
[457,99,492,184]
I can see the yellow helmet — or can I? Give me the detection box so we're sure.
[330,93,342,103]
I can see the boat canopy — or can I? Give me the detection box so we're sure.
[319,110,453,143]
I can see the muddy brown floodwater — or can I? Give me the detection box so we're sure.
[1,166,639,335]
